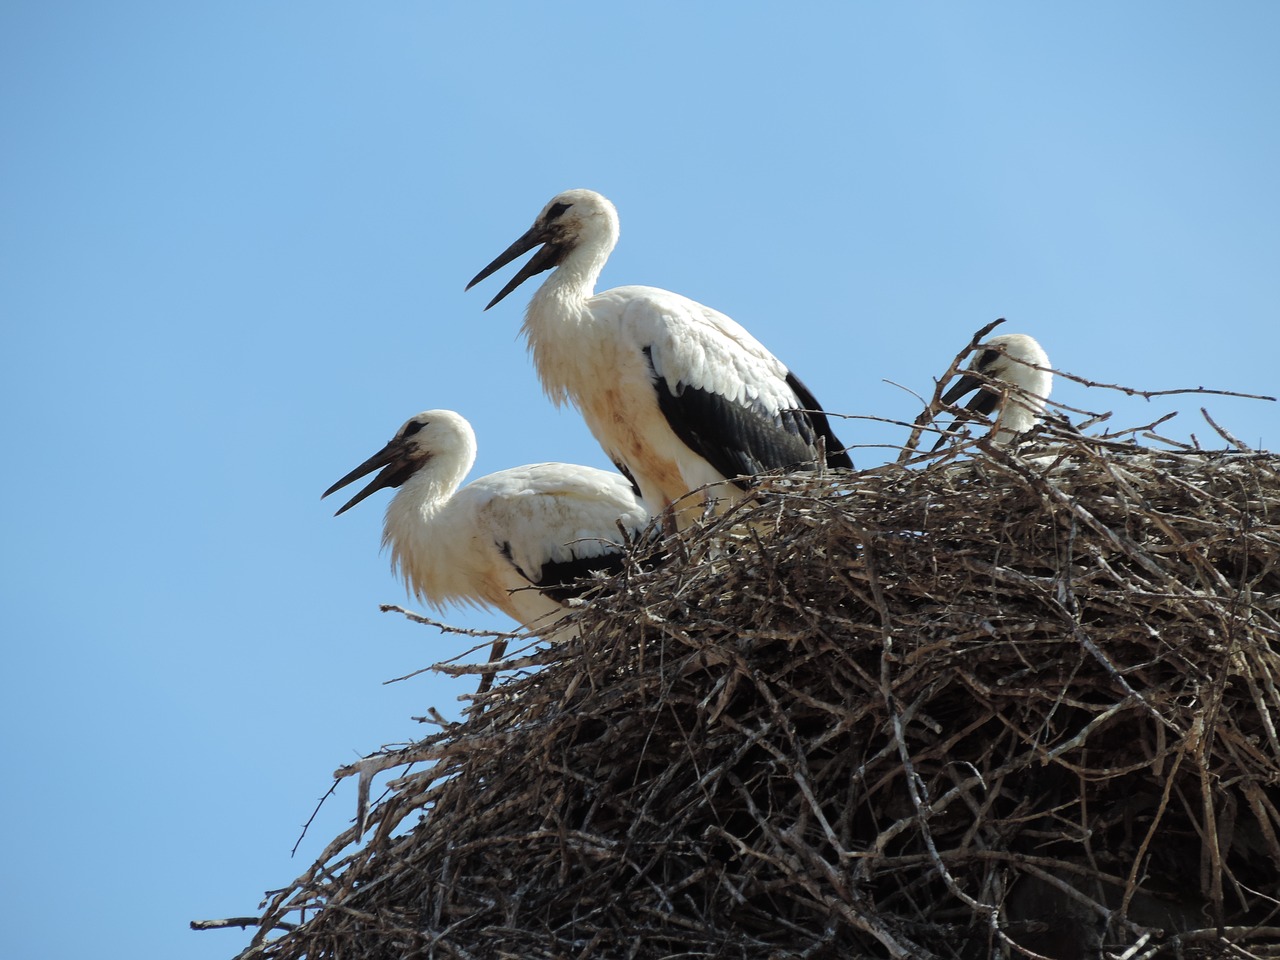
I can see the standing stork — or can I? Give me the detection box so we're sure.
[936,333,1053,446]
[466,189,852,526]
[323,410,651,662]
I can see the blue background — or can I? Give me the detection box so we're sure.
[2,4,1275,957]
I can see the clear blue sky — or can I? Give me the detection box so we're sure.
[2,4,1276,957]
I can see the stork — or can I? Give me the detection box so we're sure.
[323,410,651,658]
[936,333,1053,446]
[466,189,852,527]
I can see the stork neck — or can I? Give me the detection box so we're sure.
[998,403,1039,437]
[382,457,467,604]
[385,447,474,534]
[536,235,613,307]
[996,377,1050,438]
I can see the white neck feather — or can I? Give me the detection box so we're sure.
[381,436,476,604]
[994,364,1052,440]
[995,393,1046,439]
[521,239,616,407]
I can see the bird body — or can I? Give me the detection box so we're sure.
[939,333,1052,445]
[324,410,649,637]
[468,189,851,524]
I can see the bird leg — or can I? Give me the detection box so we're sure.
[475,638,509,695]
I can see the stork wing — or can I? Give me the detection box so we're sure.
[625,289,852,481]
[475,464,650,602]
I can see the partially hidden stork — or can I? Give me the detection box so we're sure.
[937,333,1053,446]
[466,189,852,527]
[323,410,651,650]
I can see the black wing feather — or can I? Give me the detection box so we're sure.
[506,531,665,605]
[644,348,852,483]
[499,541,626,604]
[529,550,628,604]
[785,370,853,470]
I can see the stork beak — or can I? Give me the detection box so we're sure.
[940,372,988,408]
[323,439,419,516]
[466,223,566,310]
[931,375,1001,451]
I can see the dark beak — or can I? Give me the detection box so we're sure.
[931,374,1000,451]
[466,223,565,310]
[941,372,988,408]
[322,440,420,516]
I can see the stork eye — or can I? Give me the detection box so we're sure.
[403,420,426,437]
[545,201,572,221]
[976,348,1000,371]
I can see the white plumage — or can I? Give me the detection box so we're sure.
[939,333,1053,445]
[466,189,851,526]
[323,410,650,639]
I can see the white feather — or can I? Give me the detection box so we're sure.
[470,189,849,526]
[328,410,649,638]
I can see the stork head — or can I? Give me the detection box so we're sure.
[323,410,477,515]
[937,333,1052,444]
[466,189,620,309]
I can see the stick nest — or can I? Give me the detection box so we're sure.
[224,424,1280,960]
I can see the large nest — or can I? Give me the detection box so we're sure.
[212,413,1280,959]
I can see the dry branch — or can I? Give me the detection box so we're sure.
[203,401,1280,960]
